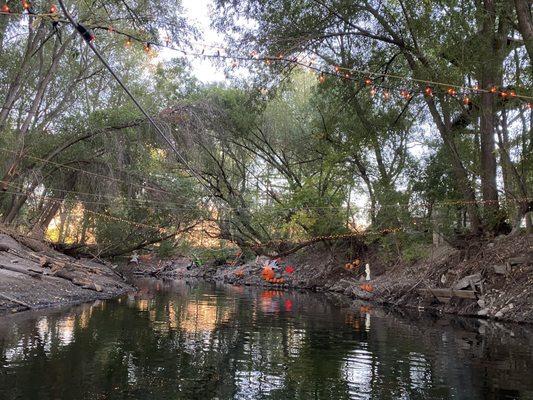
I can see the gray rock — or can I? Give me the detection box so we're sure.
[330,279,353,293]
[477,308,489,316]
[492,264,508,275]
[454,273,482,290]
[346,285,373,300]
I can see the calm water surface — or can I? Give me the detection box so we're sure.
[0,279,532,400]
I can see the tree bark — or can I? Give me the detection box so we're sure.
[514,0,533,64]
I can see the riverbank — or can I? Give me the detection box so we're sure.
[129,233,532,324]
[0,228,133,315]
[2,225,531,324]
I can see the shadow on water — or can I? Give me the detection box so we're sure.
[0,278,532,400]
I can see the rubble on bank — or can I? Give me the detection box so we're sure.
[131,233,533,324]
[0,229,133,315]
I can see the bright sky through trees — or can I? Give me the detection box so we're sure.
[181,0,224,82]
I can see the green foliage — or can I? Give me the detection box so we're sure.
[0,0,531,260]
[156,240,177,259]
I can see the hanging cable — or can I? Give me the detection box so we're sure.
[56,0,213,195]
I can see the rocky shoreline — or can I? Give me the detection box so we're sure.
[127,233,533,324]
[0,231,133,315]
[1,226,531,325]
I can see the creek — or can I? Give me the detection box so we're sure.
[0,278,532,399]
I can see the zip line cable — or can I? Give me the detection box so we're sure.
[4,177,530,215]
[56,0,213,198]
[2,5,531,234]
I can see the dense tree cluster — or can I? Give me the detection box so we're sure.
[0,0,531,257]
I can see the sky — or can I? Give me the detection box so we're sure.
[180,0,226,83]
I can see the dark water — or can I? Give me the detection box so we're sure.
[0,279,532,400]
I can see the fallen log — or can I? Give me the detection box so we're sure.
[0,263,44,278]
[52,269,103,292]
[419,288,477,303]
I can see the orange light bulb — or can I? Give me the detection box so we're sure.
[50,4,57,13]
[400,90,411,99]
[424,86,433,97]
[1,3,10,12]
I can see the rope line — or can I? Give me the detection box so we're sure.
[0,147,181,198]
[3,178,530,213]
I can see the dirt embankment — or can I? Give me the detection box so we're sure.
[0,229,133,315]
[133,233,533,324]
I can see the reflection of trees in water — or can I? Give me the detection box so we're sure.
[0,280,532,399]
[361,308,533,400]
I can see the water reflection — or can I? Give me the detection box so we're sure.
[0,279,532,399]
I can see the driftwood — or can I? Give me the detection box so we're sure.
[52,268,103,292]
[0,263,45,278]
[0,293,33,309]
[419,288,477,303]
[508,255,531,266]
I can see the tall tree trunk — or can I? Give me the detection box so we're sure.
[425,98,482,233]
[514,0,533,64]
[477,0,505,229]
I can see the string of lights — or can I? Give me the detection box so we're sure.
[3,183,531,254]
[250,227,403,251]
[1,2,531,252]
[1,5,532,106]
[7,181,404,248]
[1,143,530,214]
[1,180,202,211]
